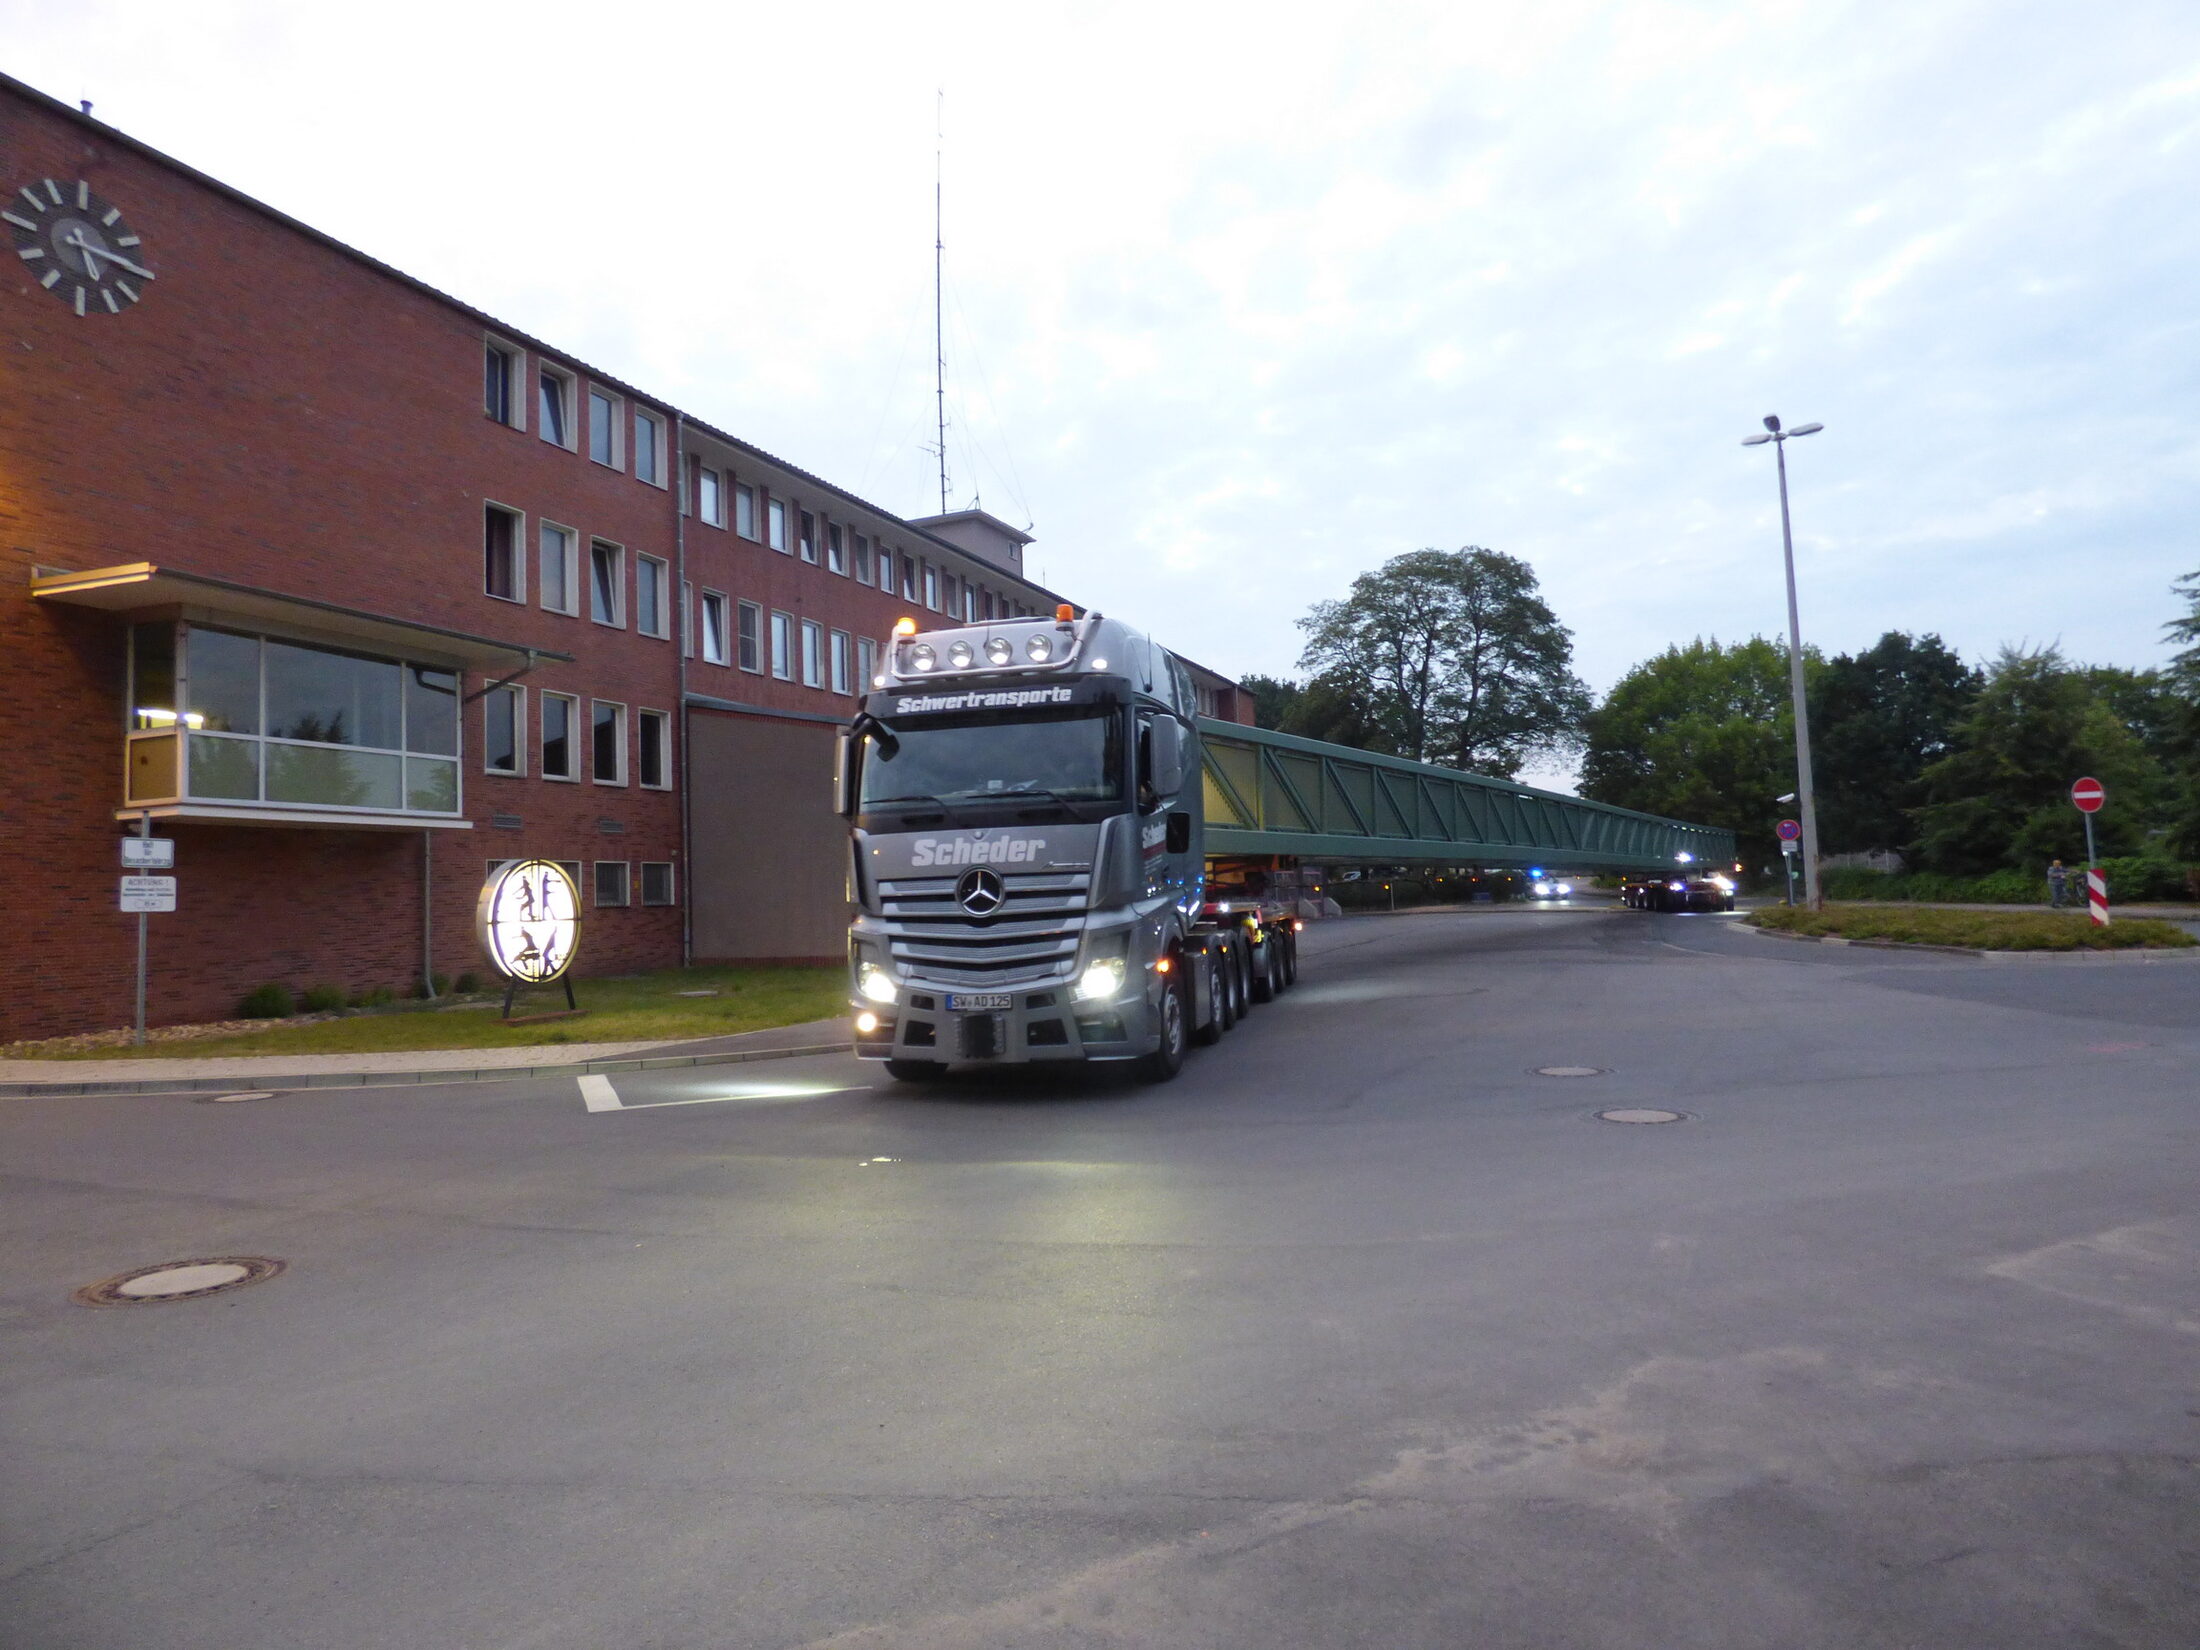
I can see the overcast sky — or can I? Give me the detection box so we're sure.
[11,1,2199,786]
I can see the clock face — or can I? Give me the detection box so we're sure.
[5,177,154,317]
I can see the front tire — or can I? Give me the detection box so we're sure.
[884,1059,949,1082]
[1139,973,1187,1082]
[1192,953,1225,1046]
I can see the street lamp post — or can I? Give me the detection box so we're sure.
[1741,415,1825,910]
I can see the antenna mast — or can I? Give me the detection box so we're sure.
[933,91,950,517]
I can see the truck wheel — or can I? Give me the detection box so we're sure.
[1250,937,1278,1003]
[884,1059,948,1082]
[1231,939,1253,1016]
[1192,953,1225,1046]
[1280,930,1299,988]
[1139,974,1187,1082]
[1217,951,1239,1030]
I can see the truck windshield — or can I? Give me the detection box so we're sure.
[861,708,1123,808]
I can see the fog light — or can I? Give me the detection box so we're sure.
[985,636,1013,666]
[1026,634,1052,662]
[949,640,974,668]
[854,1011,880,1034]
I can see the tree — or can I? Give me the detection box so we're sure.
[1295,547,1590,780]
[1578,637,1805,866]
[1808,632,1981,855]
[2156,569,2200,858]
[1912,646,2158,874]
[1238,673,1300,732]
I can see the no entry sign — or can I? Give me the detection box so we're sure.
[2070,777,2105,814]
[1776,819,1802,841]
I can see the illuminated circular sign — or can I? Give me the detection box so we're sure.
[476,860,581,984]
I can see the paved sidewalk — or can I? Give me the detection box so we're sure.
[0,1015,851,1098]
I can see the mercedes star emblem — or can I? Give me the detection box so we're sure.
[957,868,1006,916]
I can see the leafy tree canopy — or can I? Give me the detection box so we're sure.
[1809,632,1981,855]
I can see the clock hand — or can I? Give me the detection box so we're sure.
[64,231,153,281]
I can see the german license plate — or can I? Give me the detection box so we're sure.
[948,993,1012,1011]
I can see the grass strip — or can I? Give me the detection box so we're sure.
[14,965,847,1060]
[1747,903,2195,951]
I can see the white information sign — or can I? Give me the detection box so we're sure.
[120,874,177,913]
[121,837,176,869]
[476,860,581,983]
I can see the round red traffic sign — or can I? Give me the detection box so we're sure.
[1776,819,1802,841]
[2071,777,2105,814]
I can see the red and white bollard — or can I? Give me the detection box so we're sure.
[2086,867,2109,927]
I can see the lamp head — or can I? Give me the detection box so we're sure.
[1763,414,1782,433]
[1741,433,1773,446]
[1787,421,1824,437]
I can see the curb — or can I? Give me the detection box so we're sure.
[1743,924,2200,963]
[0,1039,855,1100]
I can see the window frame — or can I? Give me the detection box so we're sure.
[590,698,627,786]
[770,610,794,681]
[798,510,818,565]
[593,860,632,908]
[735,482,758,540]
[826,521,846,576]
[587,384,624,469]
[876,546,895,593]
[538,520,579,616]
[829,629,853,695]
[589,540,626,629]
[737,600,763,674]
[635,554,671,640]
[633,409,667,487]
[699,590,730,666]
[800,619,825,689]
[484,335,523,429]
[538,363,577,451]
[857,636,878,689]
[483,501,525,604]
[637,707,672,789]
[852,532,871,582]
[767,497,789,553]
[639,861,676,907]
[540,691,579,782]
[483,682,526,776]
[697,465,725,528]
[923,563,939,610]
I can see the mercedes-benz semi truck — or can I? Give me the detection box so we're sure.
[834,606,1298,1082]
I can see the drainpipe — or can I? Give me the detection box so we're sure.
[674,412,692,967]
[421,828,436,998]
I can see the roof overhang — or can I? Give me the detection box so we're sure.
[115,802,476,833]
[33,564,572,672]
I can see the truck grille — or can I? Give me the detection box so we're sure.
[878,871,1090,985]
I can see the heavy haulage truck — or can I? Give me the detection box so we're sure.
[834,606,1299,1082]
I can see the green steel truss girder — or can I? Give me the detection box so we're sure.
[1197,719,1736,872]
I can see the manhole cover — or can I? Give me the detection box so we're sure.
[194,1091,275,1104]
[1535,1066,1608,1078]
[1595,1108,1687,1125]
[74,1256,285,1307]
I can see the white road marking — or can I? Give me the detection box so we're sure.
[577,1074,622,1112]
[615,1083,860,1111]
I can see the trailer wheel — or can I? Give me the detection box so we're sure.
[884,1059,949,1082]
[1280,930,1299,988]
[1250,935,1278,1003]
[1216,950,1239,1031]
[1192,952,1226,1046]
[1139,971,1187,1082]
[1230,937,1253,1017]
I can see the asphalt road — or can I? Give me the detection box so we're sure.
[3,907,2196,1649]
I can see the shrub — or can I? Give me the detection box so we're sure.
[237,983,295,1019]
[1748,903,2193,951]
[413,971,452,999]
[298,984,346,1014]
[454,971,481,995]
[356,984,396,1008]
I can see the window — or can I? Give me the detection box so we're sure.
[634,410,665,485]
[153,626,460,815]
[902,556,918,602]
[738,601,762,673]
[801,619,824,688]
[541,692,577,780]
[826,522,846,575]
[767,497,788,552]
[636,555,669,638]
[697,466,724,527]
[538,365,574,448]
[590,541,624,627]
[852,533,871,581]
[770,610,794,680]
[591,699,625,784]
[484,684,524,775]
[640,862,676,906]
[830,630,853,695]
[798,510,818,564]
[735,482,758,539]
[638,709,670,788]
[594,861,631,907]
[539,522,577,615]
[964,584,979,622]
[588,387,621,467]
[484,504,522,602]
[942,572,958,617]
[857,636,878,687]
[700,591,729,665]
[484,339,520,426]
[877,546,895,593]
[923,564,939,610]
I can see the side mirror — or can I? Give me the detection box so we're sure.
[1166,811,1192,855]
[832,731,857,817]
[1150,716,1185,799]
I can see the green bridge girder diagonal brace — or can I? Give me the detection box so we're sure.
[1197,719,1736,873]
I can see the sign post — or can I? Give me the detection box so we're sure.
[119,817,176,1045]
[2071,777,2107,926]
[1776,819,1802,906]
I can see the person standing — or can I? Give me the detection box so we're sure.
[2047,858,2068,909]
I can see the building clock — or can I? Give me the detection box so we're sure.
[5,177,154,317]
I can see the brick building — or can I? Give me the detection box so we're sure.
[0,73,1249,1043]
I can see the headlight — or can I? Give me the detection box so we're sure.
[1668,881,1687,892]
[1072,957,1124,1002]
[1556,882,1572,895]
[1708,875,1734,892]
[909,644,936,672]
[949,640,974,668]
[857,963,897,1004]
[1026,634,1053,662]
[985,636,1013,666]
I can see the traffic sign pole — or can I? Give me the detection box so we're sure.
[2070,778,2107,926]
[134,813,149,1046]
